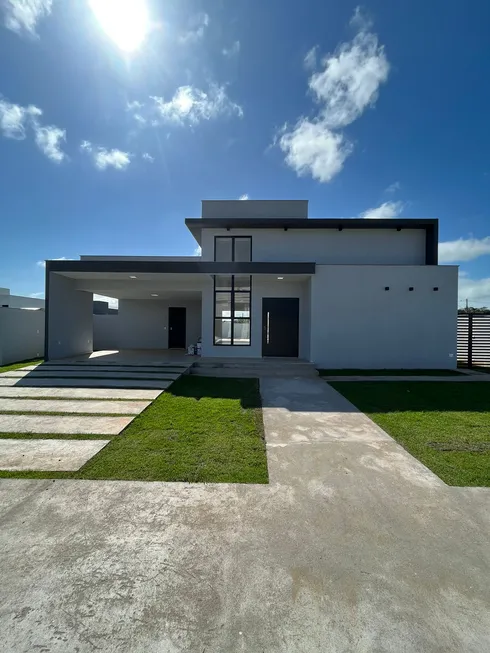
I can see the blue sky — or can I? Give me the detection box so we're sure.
[1,0,490,306]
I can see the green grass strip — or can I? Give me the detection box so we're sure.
[0,376,269,484]
[330,381,490,487]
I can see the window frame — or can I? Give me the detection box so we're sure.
[214,236,252,262]
[213,275,252,346]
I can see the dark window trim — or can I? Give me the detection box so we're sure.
[214,236,252,262]
[213,275,252,346]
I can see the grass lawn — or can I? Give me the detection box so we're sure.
[0,376,269,483]
[318,369,463,376]
[0,358,43,374]
[330,381,490,487]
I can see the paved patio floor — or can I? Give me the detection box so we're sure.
[0,377,489,652]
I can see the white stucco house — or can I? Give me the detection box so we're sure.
[44,200,458,369]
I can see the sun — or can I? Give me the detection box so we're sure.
[89,0,149,52]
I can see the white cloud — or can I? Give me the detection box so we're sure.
[127,100,146,125]
[309,25,389,128]
[33,124,66,163]
[279,11,389,183]
[81,140,131,170]
[458,274,490,308]
[0,98,66,161]
[439,236,490,263]
[151,85,243,126]
[3,0,53,35]
[360,200,404,219]
[37,256,72,268]
[279,118,352,183]
[179,12,209,44]
[29,291,44,298]
[304,45,318,71]
[223,40,240,57]
[193,246,202,256]
[239,194,249,200]
[385,181,401,194]
[142,152,154,162]
[0,99,29,138]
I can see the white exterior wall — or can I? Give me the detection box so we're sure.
[93,298,202,350]
[0,308,44,365]
[200,228,426,265]
[201,276,310,358]
[310,265,458,369]
[0,289,45,309]
[47,274,93,360]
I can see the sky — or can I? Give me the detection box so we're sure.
[1,0,490,307]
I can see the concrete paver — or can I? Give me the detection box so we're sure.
[0,414,133,435]
[0,387,162,400]
[0,398,150,415]
[2,370,180,380]
[0,376,488,652]
[0,377,171,389]
[0,439,109,470]
[20,365,188,374]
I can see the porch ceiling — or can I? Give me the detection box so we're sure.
[57,273,206,300]
[52,271,311,300]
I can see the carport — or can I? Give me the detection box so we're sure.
[45,259,209,361]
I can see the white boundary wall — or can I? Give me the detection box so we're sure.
[0,308,45,365]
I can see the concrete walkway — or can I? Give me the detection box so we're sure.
[0,377,488,652]
[321,374,490,381]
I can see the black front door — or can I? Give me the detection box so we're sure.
[168,307,186,349]
[262,298,299,357]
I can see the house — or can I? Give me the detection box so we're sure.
[0,288,45,309]
[44,200,458,369]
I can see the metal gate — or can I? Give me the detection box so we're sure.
[457,314,490,368]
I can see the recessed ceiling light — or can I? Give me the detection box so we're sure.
[129,275,137,279]
[151,293,158,297]
[277,277,284,280]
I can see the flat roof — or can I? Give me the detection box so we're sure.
[46,260,316,275]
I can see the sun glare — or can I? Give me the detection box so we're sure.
[89,0,149,52]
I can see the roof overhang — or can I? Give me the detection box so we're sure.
[47,260,316,275]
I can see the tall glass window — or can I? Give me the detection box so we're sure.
[213,277,251,345]
[213,237,252,345]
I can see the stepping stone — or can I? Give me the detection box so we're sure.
[0,415,134,435]
[0,399,150,415]
[19,365,189,374]
[2,370,180,380]
[0,439,109,471]
[0,378,171,389]
[0,387,162,400]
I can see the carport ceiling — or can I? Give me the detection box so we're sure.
[54,271,311,300]
[57,272,207,300]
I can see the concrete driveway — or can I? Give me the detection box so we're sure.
[0,377,489,652]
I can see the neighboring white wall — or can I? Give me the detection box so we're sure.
[47,274,93,360]
[0,308,44,365]
[201,276,309,358]
[310,265,458,369]
[93,298,202,350]
[200,228,426,265]
[0,289,45,309]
